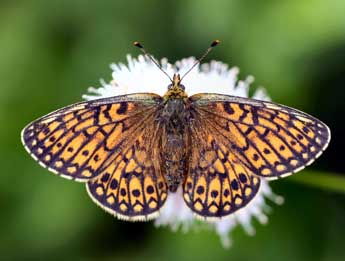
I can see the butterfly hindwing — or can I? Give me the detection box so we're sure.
[21,93,163,181]
[87,122,168,220]
[183,120,261,218]
[189,94,331,180]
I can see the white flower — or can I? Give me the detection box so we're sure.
[83,55,284,248]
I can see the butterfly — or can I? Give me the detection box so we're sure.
[21,40,330,221]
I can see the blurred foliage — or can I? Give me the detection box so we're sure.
[0,0,345,260]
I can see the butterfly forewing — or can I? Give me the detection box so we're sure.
[22,93,162,181]
[189,94,331,180]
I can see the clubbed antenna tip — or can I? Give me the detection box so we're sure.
[211,39,220,47]
[133,41,143,49]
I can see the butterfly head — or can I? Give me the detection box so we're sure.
[164,74,188,99]
[168,74,185,90]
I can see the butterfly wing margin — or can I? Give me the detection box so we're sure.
[86,119,168,221]
[21,93,163,181]
[189,93,331,179]
[183,114,261,219]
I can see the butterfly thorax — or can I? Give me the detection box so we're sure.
[160,74,189,192]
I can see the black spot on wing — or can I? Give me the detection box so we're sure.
[223,102,234,115]
[117,102,128,114]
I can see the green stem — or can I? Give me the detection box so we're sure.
[287,170,345,194]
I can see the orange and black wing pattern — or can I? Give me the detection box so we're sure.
[86,116,168,221]
[189,94,330,180]
[21,93,168,220]
[184,108,261,218]
[183,93,330,218]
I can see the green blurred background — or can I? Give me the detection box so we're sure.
[1,0,345,260]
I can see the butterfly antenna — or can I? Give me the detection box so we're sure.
[180,39,220,82]
[133,41,173,82]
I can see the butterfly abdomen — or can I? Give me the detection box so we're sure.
[160,98,189,192]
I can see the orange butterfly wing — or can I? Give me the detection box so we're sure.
[184,107,261,218]
[183,93,330,218]
[86,120,168,220]
[21,93,161,180]
[190,94,330,179]
[22,93,168,220]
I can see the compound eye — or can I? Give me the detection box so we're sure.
[168,84,173,90]
[180,84,185,90]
